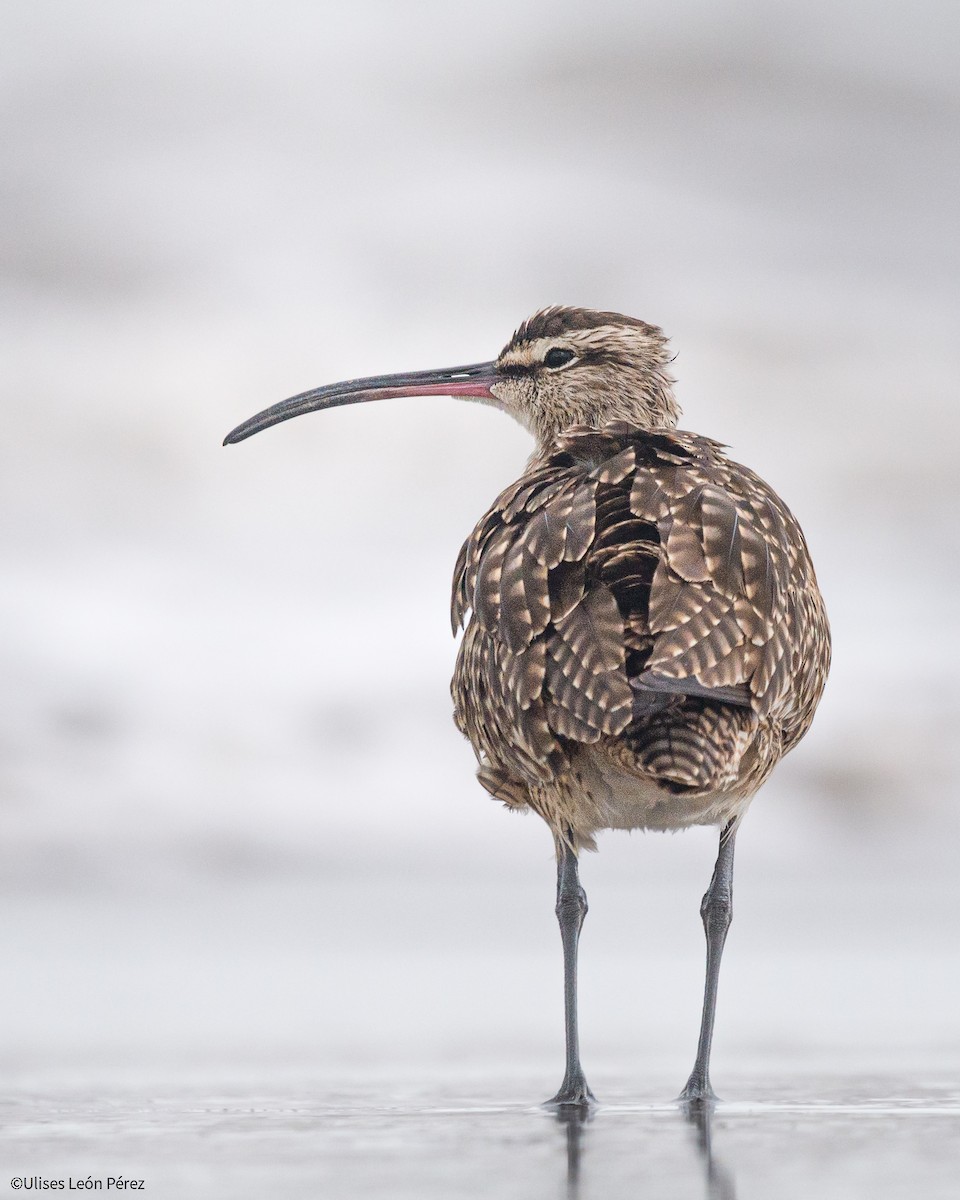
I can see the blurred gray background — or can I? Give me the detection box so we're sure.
[1,1,959,1188]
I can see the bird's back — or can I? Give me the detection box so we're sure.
[451,421,830,845]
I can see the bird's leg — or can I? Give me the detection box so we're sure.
[546,833,595,1108]
[680,821,737,1103]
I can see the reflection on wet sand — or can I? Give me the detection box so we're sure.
[553,1103,591,1200]
[681,1101,737,1200]
[553,1100,736,1200]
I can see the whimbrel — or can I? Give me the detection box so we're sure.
[224,306,830,1107]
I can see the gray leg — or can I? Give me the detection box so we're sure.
[680,822,737,1102]
[546,835,595,1108]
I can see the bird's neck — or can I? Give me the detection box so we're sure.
[530,370,681,452]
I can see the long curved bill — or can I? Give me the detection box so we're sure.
[223,360,499,445]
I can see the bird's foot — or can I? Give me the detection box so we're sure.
[544,1072,596,1111]
[677,1070,719,1105]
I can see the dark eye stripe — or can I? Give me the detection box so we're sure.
[544,347,575,369]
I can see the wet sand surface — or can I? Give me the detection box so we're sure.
[4,1075,958,1199]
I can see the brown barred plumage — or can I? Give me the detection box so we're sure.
[451,421,829,850]
[224,305,831,1107]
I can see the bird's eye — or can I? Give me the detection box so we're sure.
[544,347,575,369]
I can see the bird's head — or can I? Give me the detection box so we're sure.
[223,306,679,450]
[490,306,678,442]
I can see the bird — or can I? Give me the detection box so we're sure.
[224,305,830,1109]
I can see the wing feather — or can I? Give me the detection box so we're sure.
[451,422,829,792]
